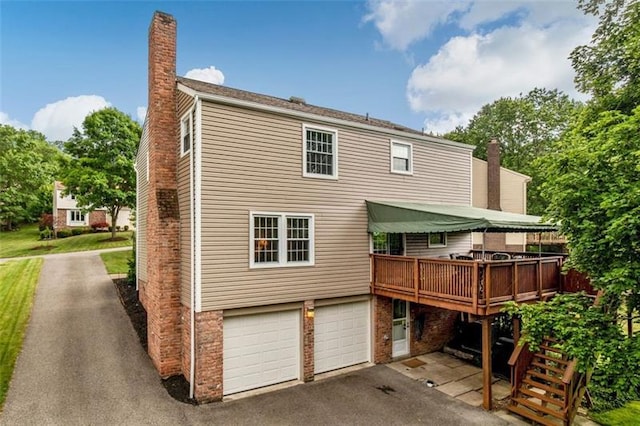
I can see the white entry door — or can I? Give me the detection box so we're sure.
[223,310,300,395]
[314,301,370,374]
[392,299,409,357]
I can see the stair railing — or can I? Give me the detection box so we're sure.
[508,341,534,399]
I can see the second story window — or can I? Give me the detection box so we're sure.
[181,111,192,156]
[303,124,338,179]
[390,141,413,175]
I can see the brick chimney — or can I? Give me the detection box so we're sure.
[146,11,182,377]
[485,138,506,251]
[487,138,501,211]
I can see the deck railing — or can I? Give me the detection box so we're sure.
[370,254,566,315]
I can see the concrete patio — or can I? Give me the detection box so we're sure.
[387,352,599,425]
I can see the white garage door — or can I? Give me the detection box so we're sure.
[314,301,370,374]
[223,310,300,395]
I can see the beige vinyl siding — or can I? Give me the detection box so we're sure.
[199,101,472,311]
[136,122,149,282]
[405,233,472,258]
[472,158,529,247]
[177,91,194,306]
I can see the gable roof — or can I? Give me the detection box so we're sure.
[177,77,471,151]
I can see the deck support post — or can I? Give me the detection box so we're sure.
[482,317,493,410]
[513,316,520,346]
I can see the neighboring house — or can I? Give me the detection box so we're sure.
[138,12,554,405]
[471,142,531,252]
[53,181,133,230]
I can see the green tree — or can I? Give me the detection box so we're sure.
[61,108,140,239]
[445,88,581,214]
[0,125,60,230]
[571,0,640,114]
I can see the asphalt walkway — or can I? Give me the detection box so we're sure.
[1,251,507,425]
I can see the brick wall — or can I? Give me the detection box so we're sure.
[91,210,107,226]
[145,11,182,378]
[303,300,315,382]
[373,296,392,363]
[410,304,458,356]
[193,310,223,402]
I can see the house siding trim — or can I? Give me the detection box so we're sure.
[177,84,474,155]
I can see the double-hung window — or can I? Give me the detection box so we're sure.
[251,212,314,268]
[303,124,338,179]
[180,110,192,156]
[390,140,413,175]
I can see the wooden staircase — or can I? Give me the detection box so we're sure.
[507,338,591,425]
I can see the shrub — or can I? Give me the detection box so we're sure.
[124,225,129,231]
[127,232,136,286]
[39,227,53,240]
[56,229,72,238]
[90,221,109,231]
[71,228,83,236]
[116,225,121,232]
[39,213,54,231]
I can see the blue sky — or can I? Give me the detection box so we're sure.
[1,1,595,142]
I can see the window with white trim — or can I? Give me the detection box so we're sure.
[251,212,314,268]
[390,140,413,174]
[303,125,337,179]
[181,111,192,156]
[68,210,86,225]
[428,232,447,248]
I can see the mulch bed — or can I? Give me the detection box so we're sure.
[101,237,129,242]
[113,278,196,404]
[29,245,56,251]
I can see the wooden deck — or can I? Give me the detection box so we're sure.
[370,253,566,315]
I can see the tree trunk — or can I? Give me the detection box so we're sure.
[111,213,117,240]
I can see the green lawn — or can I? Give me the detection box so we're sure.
[0,258,43,409]
[592,401,640,426]
[100,250,131,274]
[0,224,133,259]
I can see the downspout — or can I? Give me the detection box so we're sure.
[189,97,199,400]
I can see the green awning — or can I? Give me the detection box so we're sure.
[366,201,557,233]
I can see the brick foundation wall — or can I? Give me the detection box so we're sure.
[181,305,191,380]
[373,296,393,363]
[91,210,107,226]
[138,279,148,311]
[145,11,182,378]
[193,310,223,402]
[303,301,314,382]
[54,209,67,229]
[482,233,507,252]
[410,305,458,356]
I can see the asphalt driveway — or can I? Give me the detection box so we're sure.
[1,252,507,425]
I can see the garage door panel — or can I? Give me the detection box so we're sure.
[223,310,300,395]
[314,301,370,374]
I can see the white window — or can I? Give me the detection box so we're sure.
[371,232,404,255]
[180,111,192,156]
[390,141,413,175]
[250,212,315,268]
[303,124,338,179]
[428,232,447,248]
[68,210,86,226]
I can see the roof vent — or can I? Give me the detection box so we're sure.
[289,96,306,105]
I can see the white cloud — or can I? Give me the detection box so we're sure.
[31,95,111,141]
[364,0,471,50]
[364,1,596,134]
[0,112,29,129]
[184,66,225,85]
[136,106,147,123]
[408,21,593,134]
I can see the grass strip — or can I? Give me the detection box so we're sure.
[100,250,131,275]
[0,258,43,409]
